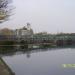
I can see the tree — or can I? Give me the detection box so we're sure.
[0,0,13,23]
[0,28,14,35]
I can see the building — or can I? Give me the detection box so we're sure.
[15,23,33,37]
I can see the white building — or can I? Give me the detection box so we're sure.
[15,23,33,37]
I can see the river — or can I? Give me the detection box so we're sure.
[1,47,75,75]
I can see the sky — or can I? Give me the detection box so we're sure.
[0,0,75,33]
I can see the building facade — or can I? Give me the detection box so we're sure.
[15,23,33,37]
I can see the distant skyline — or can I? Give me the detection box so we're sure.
[0,0,75,33]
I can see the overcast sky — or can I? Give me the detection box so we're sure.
[0,0,75,33]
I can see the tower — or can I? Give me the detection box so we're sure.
[27,23,31,30]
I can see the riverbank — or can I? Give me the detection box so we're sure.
[0,57,15,75]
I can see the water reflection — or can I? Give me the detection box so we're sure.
[0,46,49,57]
[0,45,75,57]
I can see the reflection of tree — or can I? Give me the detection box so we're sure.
[0,46,50,57]
[0,46,16,57]
[0,0,13,23]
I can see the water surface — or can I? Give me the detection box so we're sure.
[2,47,75,75]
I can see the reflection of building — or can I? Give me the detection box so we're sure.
[15,23,33,37]
[26,52,31,58]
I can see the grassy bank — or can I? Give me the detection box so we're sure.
[0,57,15,75]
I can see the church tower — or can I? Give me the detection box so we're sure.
[27,23,31,30]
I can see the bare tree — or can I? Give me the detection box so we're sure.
[0,0,13,23]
